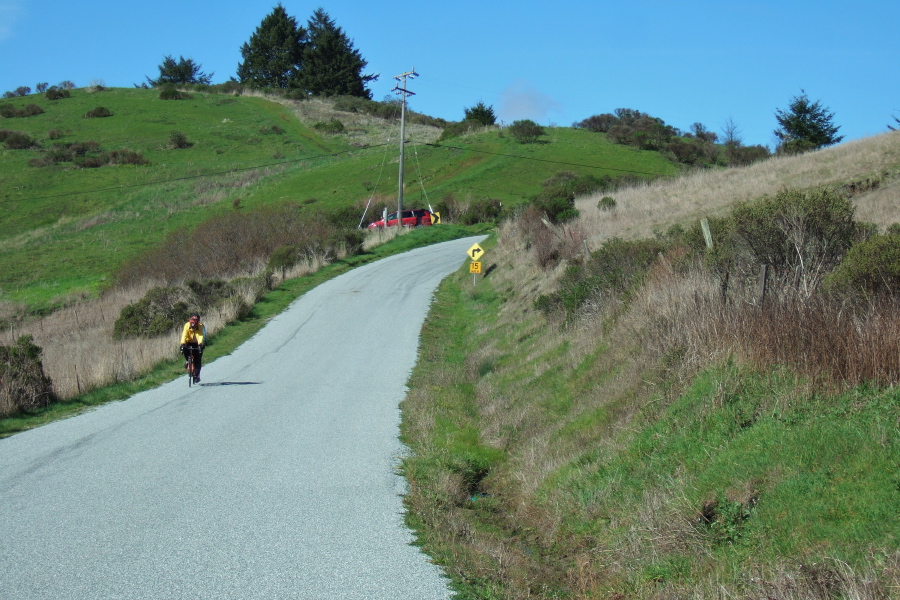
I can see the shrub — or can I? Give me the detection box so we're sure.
[113,287,191,339]
[58,80,76,90]
[508,119,545,144]
[598,196,616,211]
[169,131,192,149]
[159,84,192,100]
[726,144,771,167]
[825,232,900,298]
[106,149,149,165]
[535,237,666,322]
[83,106,112,118]
[45,88,71,100]
[313,119,344,134]
[573,113,617,133]
[20,104,44,117]
[437,120,480,142]
[432,193,503,225]
[2,131,36,149]
[260,125,285,135]
[48,129,64,139]
[530,171,611,223]
[14,86,31,96]
[0,103,44,118]
[731,188,855,274]
[0,335,54,417]
[36,82,49,93]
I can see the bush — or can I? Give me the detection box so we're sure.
[48,129,64,139]
[113,287,191,339]
[159,84,192,100]
[36,83,49,93]
[437,120,480,142]
[535,237,666,322]
[573,113,618,132]
[726,144,771,167]
[730,188,855,274]
[169,131,192,149]
[106,149,150,166]
[508,119,545,144]
[0,335,54,417]
[313,119,345,134]
[825,232,900,298]
[598,196,616,211]
[45,88,71,100]
[529,171,612,223]
[83,106,112,118]
[2,131,37,149]
[0,103,43,118]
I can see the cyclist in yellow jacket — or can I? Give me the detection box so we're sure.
[179,313,206,383]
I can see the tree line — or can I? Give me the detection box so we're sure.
[146,4,376,99]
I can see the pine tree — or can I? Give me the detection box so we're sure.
[147,55,212,87]
[237,4,306,89]
[774,91,844,153]
[296,8,377,98]
[464,101,497,126]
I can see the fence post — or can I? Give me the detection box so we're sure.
[700,218,713,249]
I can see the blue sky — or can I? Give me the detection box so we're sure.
[1,0,897,148]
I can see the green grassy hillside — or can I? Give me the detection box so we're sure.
[0,88,675,312]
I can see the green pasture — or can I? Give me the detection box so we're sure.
[1,88,675,312]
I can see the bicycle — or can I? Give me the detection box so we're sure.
[182,344,202,387]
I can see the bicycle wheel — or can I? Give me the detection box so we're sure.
[187,354,193,387]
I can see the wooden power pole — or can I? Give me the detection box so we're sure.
[391,68,418,225]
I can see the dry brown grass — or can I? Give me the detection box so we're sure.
[255,94,443,147]
[576,131,900,245]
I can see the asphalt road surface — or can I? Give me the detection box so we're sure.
[1,235,486,599]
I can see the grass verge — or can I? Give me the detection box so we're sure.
[400,244,900,598]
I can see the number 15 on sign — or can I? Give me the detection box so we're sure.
[470,260,481,286]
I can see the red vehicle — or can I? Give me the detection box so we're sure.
[367,208,437,229]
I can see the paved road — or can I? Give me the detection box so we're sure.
[0,236,485,599]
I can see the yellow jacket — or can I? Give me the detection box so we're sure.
[180,321,206,345]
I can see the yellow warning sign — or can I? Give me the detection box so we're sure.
[469,261,482,274]
[467,243,485,261]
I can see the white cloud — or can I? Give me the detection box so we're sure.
[498,79,562,125]
[0,2,25,42]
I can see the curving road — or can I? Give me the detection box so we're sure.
[0,236,485,599]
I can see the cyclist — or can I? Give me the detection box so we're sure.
[179,313,206,383]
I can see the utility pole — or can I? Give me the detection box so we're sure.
[392,68,417,226]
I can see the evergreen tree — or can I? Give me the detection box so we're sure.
[464,101,496,126]
[774,91,844,153]
[147,55,212,86]
[237,4,306,89]
[297,8,377,98]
